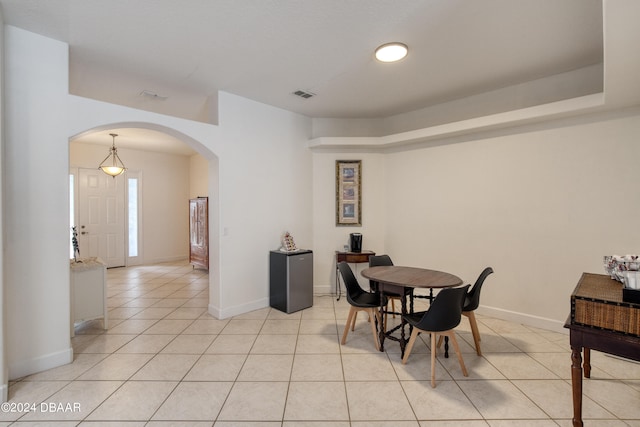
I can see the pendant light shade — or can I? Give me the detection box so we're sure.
[99,133,126,177]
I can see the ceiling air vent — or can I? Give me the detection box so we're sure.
[293,89,315,99]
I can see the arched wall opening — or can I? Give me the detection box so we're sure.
[69,121,221,318]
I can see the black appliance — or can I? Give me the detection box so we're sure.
[349,233,362,253]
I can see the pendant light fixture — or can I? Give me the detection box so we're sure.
[99,133,127,177]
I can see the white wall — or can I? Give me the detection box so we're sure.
[311,109,640,332]
[4,26,73,379]
[215,92,313,317]
[311,151,387,293]
[70,143,191,264]
[384,110,640,330]
[0,7,7,402]
[190,154,209,199]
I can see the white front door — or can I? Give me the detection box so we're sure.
[77,168,126,267]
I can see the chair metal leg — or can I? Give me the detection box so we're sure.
[431,333,437,388]
[369,308,380,351]
[464,311,482,356]
[383,309,387,333]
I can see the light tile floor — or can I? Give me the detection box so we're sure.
[3,260,640,426]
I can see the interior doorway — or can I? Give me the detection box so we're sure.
[69,122,220,315]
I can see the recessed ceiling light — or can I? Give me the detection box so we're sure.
[375,42,408,63]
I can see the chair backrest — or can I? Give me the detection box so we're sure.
[369,254,393,268]
[338,261,366,305]
[368,255,393,290]
[464,267,494,312]
[415,285,470,332]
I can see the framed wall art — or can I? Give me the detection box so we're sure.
[336,160,362,226]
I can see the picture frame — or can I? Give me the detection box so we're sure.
[336,160,362,226]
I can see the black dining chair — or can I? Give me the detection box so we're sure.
[368,255,412,327]
[462,266,494,356]
[338,261,382,351]
[401,284,470,388]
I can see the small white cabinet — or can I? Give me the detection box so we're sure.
[70,257,107,337]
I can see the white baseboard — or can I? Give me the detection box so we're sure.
[207,289,567,335]
[9,347,74,381]
[209,297,270,320]
[144,255,188,265]
[477,305,567,334]
[314,285,336,296]
[0,383,7,403]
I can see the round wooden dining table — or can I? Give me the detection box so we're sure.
[361,266,463,356]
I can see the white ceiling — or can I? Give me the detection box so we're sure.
[1,0,603,154]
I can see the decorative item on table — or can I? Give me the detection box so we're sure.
[281,231,298,252]
[605,255,640,304]
[71,225,80,262]
[604,255,640,283]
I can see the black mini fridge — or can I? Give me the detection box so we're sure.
[269,250,313,313]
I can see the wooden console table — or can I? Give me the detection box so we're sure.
[565,272,640,427]
[335,250,375,300]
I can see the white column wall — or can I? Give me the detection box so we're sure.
[4,26,73,379]
[215,93,313,317]
[0,7,7,401]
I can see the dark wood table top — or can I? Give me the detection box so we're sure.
[361,266,463,290]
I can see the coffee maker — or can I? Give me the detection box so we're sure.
[349,233,362,253]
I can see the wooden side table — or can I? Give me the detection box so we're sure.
[565,273,640,427]
[335,250,375,300]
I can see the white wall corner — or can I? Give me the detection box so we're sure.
[0,383,7,403]
[8,347,73,381]
[209,297,269,320]
[477,305,568,335]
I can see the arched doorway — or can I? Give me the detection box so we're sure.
[69,122,221,318]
